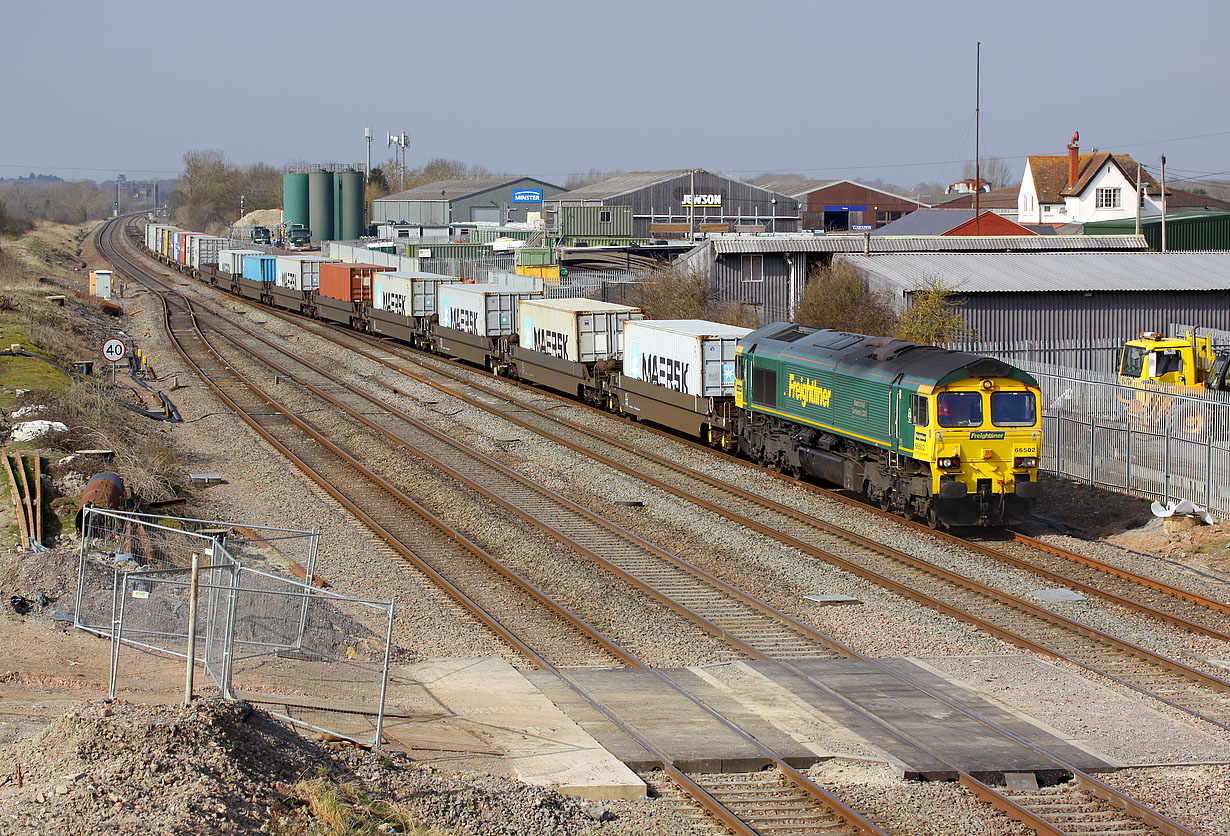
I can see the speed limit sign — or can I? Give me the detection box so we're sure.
[102,338,127,364]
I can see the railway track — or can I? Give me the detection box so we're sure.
[107,218,1210,836]
[241,305,1230,733]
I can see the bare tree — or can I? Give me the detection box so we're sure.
[962,155,1019,190]
[795,259,899,337]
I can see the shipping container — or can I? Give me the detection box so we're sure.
[160,227,179,259]
[242,254,278,284]
[275,255,338,291]
[188,235,227,270]
[372,271,459,317]
[518,298,642,363]
[145,223,175,253]
[406,241,490,260]
[436,283,543,337]
[317,262,395,303]
[622,320,751,398]
[219,249,263,275]
[557,205,634,238]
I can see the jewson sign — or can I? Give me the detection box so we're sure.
[512,189,543,203]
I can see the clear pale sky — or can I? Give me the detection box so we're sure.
[4,0,1226,189]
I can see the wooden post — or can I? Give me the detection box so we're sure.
[184,552,200,706]
[15,453,36,548]
[3,454,29,550]
[33,453,41,546]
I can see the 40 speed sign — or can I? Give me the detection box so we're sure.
[102,338,126,363]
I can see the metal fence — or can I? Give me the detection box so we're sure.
[1005,360,1230,518]
[79,509,395,747]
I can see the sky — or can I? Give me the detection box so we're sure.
[4,0,1227,191]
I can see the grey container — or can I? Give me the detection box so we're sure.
[437,282,543,337]
[372,271,459,317]
[518,298,642,363]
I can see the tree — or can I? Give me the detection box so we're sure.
[962,155,1018,190]
[896,276,975,345]
[795,259,899,337]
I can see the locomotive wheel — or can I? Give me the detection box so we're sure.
[925,505,941,529]
[879,492,892,512]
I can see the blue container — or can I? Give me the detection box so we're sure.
[242,254,277,284]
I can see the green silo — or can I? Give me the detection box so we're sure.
[332,171,343,240]
[283,173,310,231]
[338,170,364,240]
[307,170,334,245]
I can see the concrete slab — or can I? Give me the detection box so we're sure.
[1029,588,1088,603]
[527,668,820,773]
[379,658,645,802]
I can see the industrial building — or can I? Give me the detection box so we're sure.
[839,251,1230,343]
[372,176,565,225]
[758,180,935,231]
[1084,211,1230,251]
[673,234,1148,325]
[547,170,799,239]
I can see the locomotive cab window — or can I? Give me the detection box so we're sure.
[911,394,928,426]
[751,367,777,407]
[991,391,1036,427]
[937,392,982,428]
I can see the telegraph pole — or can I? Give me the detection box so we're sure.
[1160,155,1167,253]
[974,42,981,235]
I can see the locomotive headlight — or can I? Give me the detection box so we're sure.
[1014,456,1038,469]
[981,379,993,390]
[938,456,961,469]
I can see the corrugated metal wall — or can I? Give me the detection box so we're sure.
[1084,214,1230,251]
[952,290,1230,344]
[712,252,797,323]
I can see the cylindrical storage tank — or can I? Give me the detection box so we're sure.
[307,171,334,245]
[283,173,310,230]
[339,170,364,240]
[332,171,343,241]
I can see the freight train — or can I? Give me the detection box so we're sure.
[139,220,1042,527]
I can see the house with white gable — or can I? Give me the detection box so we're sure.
[1018,131,1165,225]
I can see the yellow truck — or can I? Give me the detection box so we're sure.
[1118,331,1230,432]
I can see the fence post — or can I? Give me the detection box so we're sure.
[184,553,201,706]
[1126,420,1133,492]
[1164,428,1172,504]
[220,560,241,700]
[374,600,395,752]
[1208,410,1215,511]
[1089,417,1096,486]
[110,573,128,700]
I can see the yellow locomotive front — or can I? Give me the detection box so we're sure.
[916,376,1042,526]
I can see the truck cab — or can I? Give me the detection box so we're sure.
[250,226,271,245]
[1119,331,1215,387]
[285,226,312,251]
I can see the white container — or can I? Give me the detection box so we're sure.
[372,271,459,317]
[274,255,338,291]
[437,283,543,337]
[145,223,173,252]
[622,320,752,398]
[188,235,227,270]
[218,249,263,275]
[518,298,642,363]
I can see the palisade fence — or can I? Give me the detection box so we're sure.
[948,348,1230,519]
[76,509,395,748]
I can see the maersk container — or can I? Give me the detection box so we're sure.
[317,262,394,303]
[275,255,338,291]
[622,320,752,398]
[242,254,277,284]
[518,298,642,363]
[219,249,263,275]
[188,235,227,270]
[372,271,459,317]
[437,283,543,337]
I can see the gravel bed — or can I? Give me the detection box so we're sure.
[1099,764,1230,836]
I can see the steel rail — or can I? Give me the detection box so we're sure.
[112,219,1209,836]
[104,217,890,836]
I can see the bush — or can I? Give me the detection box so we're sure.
[795,259,899,336]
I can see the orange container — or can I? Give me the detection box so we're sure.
[317,262,394,303]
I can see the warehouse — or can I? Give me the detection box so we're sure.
[547,170,799,239]
[1084,211,1230,251]
[758,179,933,231]
[840,251,1230,343]
[674,234,1146,325]
[372,176,566,225]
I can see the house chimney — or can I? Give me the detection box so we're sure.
[1067,130,1080,190]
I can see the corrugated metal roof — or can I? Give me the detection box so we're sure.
[378,176,556,202]
[551,170,690,201]
[709,235,1147,254]
[757,179,841,198]
[836,252,1230,293]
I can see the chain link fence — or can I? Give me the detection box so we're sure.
[79,509,395,748]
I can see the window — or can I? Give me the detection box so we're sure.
[599,210,612,223]
[1121,346,1147,377]
[991,392,1036,427]
[911,394,929,427]
[741,254,763,283]
[1096,187,1121,209]
[1151,350,1182,376]
[751,366,776,407]
[937,392,983,428]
